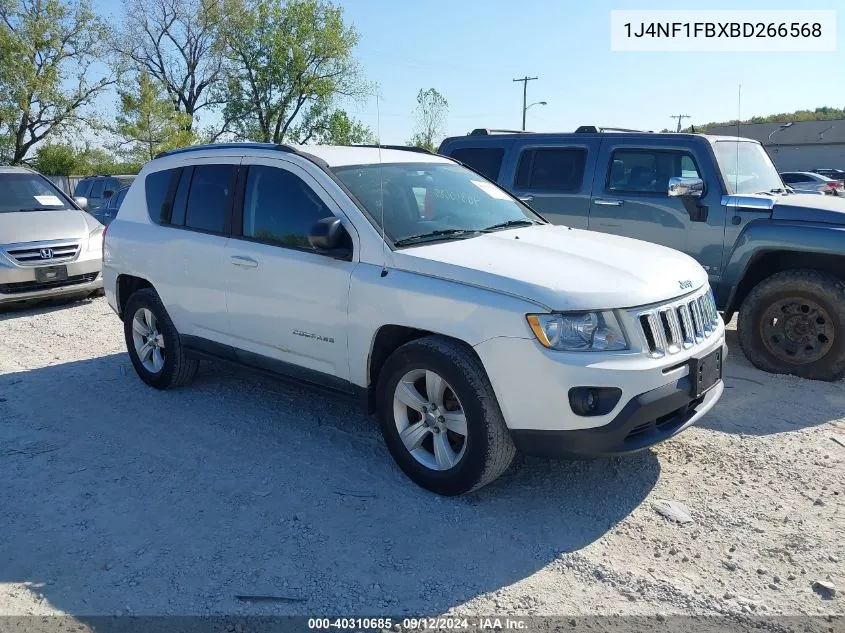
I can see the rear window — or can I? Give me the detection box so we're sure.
[448,147,505,181]
[144,169,178,224]
[515,147,587,191]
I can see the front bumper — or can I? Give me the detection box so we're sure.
[511,374,723,457]
[0,255,102,305]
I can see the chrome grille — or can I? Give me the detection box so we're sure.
[633,288,720,358]
[4,241,80,266]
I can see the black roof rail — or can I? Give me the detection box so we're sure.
[468,128,533,136]
[349,144,433,154]
[575,125,652,133]
[154,142,298,159]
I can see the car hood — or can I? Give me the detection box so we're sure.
[0,209,98,245]
[391,225,709,311]
[771,193,845,224]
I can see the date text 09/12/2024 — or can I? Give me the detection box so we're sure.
[307,617,528,630]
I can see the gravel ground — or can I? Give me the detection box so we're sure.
[0,296,842,620]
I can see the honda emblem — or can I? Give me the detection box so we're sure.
[39,248,53,259]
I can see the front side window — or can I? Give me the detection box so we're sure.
[332,162,543,246]
[449,147,505,181]
[0,172,72,213]
[608,149,700,194]
[713,140,784,195]
[184,164,237,233]
[515,148,587,191]
[242,165,333,249]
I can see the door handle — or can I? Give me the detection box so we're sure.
[518,195,534,203]
[593,199,624,206]
[230,255,258,268]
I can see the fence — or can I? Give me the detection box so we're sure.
[45,175,85,196]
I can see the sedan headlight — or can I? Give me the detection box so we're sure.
[526,311,628,351]
[87,226,104,252]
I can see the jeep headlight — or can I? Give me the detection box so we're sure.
[526,311,628,351]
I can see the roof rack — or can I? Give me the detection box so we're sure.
[154,142,297,159]
[468,128,533,136]
[575,126,651,133]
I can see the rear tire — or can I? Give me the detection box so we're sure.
[376,335,516,495]
[123,288,199,389]
[737,270,845,381]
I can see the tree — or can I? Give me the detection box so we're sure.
[216,0,368,144]
[294,106,374,145]
[118,0,226,131]
[689,106,845,133]
[0,0,114,164]
[32,141,82,175]
[114,72,195,163]
[408,88,448,152]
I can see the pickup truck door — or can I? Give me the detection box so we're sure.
[223,157,356,384]
[587,139,728,286]
[505,139,600,229]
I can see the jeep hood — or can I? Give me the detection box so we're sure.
[0,209,98,245]
[391,224,709,311]
[771,193,845,225]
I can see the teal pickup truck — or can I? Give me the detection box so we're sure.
[439,127,845,381]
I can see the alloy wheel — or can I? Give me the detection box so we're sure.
[131,307,166,373]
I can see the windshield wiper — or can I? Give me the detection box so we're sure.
[481,219,538,232]
[393,229,482,247]
[15,207,69,212]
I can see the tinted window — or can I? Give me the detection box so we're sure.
[243,166,332,249]
[115,187,128,207]
[184,164,236,233]
[144,169,177,224]
[515,148,587,191]
[89,179,105,197]
[74,180,92,197]
[103,177,119,196]
[169,167,193,226]
[608,149,700,194]
[449,147,505,181]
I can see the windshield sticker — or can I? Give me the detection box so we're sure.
[470,180,512,201]
[34,195,64,206]
[432,188,480,206]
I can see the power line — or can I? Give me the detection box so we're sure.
[513,76,538,131]
[671,114,691,132]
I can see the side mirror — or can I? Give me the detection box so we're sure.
[308,216,352,260]
[668,177,704,199]
[74,196,89,210]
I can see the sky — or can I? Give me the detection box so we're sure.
[90,0,844,145]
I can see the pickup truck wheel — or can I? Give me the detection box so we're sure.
[376,336,516,495]
[123,288,199,389]
[738,270,845,381]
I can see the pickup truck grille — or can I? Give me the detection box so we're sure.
[632,288,720,358]
[5,241,80,266]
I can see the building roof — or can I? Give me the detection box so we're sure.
[704,119,845,146]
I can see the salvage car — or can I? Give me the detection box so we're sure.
[0,166,103,305]
[102,143,725,495]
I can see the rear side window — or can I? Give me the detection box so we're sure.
[449,147,505,181]
[184,164,237,234]
[242,165,333,249]
[74,180,91,197]
[104,177,120,196]
[144,169,178,223]
[608,149,700,194]
[515,148,587,191]
[89,179,105,198]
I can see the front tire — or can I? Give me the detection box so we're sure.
[738,270,845,381]
[123,288,199,389]
[376,336,516,495]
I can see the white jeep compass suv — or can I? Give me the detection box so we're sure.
[103,143,726,495]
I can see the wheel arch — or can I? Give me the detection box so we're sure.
[116,274,155,320]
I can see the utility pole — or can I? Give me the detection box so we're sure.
[671,114,691,132]
[513,76,538,130]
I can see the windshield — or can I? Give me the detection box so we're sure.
[1,172,73,213]
[331,162,543,246]
[713,140,785,195]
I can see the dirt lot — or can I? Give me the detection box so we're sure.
[0,296,842,620]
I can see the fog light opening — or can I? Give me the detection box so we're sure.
[568,386,623,417]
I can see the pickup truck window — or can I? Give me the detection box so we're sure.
[515,148,587,191]
[607,149,700,194]
[449,147,504,181]
[242,165,332,249]
[713,140,784,195]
